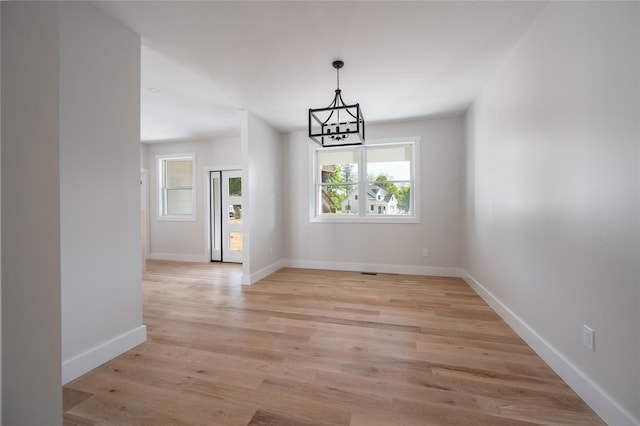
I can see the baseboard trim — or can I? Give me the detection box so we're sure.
[283,259,463,278]
[461,271,638,426]
[243,260,285,285]
[241,260,463,284]
[147,252,209,263]
[62,325,147,385]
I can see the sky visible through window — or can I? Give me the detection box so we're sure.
[368,161,410,180]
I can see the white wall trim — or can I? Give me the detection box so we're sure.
[461,271,639,426]
[147,252,209,263]
[242,260,285,285]
[62,325,147,385]
[284,259,463,278]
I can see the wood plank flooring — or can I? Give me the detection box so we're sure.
[63,260,604,425]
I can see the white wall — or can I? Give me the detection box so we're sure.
[59,2,145,384]
[140,142,149,170]
[242,112,285,283]
[1,2,62,424]
[284,116,464,276]
[463,2,639,424]
[145,136,241,261]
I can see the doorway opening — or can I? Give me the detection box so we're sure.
[210,170,243,263]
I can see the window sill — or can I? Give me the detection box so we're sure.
[309,215,420,224]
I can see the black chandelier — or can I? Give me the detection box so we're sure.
[308,60,365,147]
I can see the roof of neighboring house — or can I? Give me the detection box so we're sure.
[340,184,396,204]
[367,185,396,203]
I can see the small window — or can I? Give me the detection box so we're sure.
[158,153,196,220]
[311,139,419,223]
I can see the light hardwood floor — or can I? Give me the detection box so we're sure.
[63,260,604,425]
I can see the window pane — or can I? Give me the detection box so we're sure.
[229,204,242,224]
[319,184,358,215]
[229,177,241,197]
[317,149,359,170]
[229,232,243,251]
[166,160,193,188]
[318,149,358,184]
[367,145,411,162]
[166,189,193,215]
[366,146,411,181]
[365,182,411,215]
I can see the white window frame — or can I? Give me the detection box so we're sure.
[309,137,420,224]
[157,153,197,221]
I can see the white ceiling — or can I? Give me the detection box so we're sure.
[94,1,548,143]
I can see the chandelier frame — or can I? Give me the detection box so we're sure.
[308,60,365,147]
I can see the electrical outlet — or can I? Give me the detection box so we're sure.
[422,248,429,257]
[583,325,595,351]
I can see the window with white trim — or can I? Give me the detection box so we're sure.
[311,139,419,223]
[158,153,196,220]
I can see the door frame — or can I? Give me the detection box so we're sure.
[203,165,242,263]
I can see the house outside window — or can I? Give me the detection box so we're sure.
[311,138,419,223]
[158,153,196,221]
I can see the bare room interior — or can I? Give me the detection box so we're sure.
[1,1,639,425]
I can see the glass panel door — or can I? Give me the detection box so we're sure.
[222,171,243,263]
[210,170,243,263]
